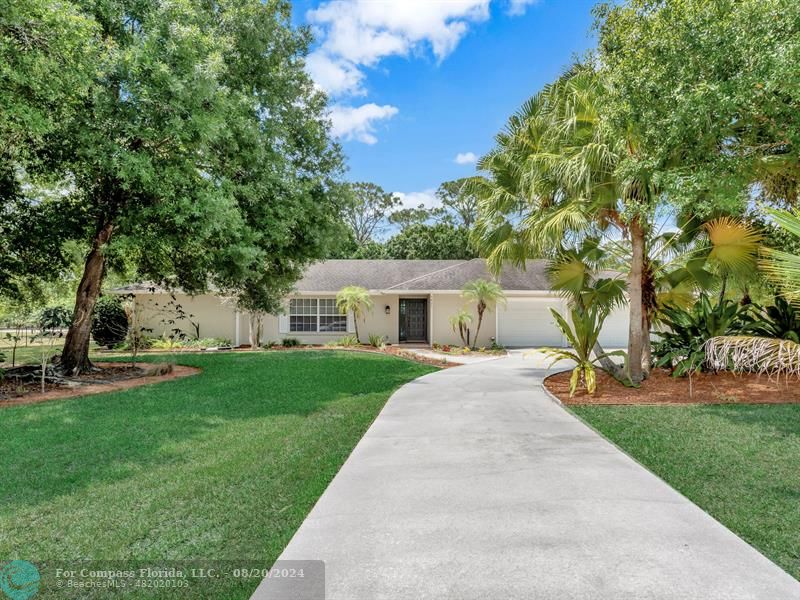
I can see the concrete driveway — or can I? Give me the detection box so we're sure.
[252,353,800,600]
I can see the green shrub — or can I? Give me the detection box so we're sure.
[335,335,360,347]
[281,337,300,347]
[743,296,800,342]
[368,333,386,348]
[91,296,129,349]
[38,305,72,330]
[653,295,751,376]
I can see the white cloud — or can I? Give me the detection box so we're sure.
[307,0,539,143]
[393,188,439,210]
[454,151,478,164]
[305,52,366,97]
[507,0,539,16]
[329,103,399,144]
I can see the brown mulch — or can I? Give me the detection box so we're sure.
[545,368,800,406]
[0,362,200,408]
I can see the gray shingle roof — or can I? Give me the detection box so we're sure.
[296,258,552,292]
[113,259,556,295]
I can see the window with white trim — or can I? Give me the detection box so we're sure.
[289,298,346,333]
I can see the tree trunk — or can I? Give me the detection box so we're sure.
[593,341,624,379]
[641,315,652,377]
[60,222,114,375]
[353,312,360,343]
[627,218,646,384]
[249,312,264,348]
[472,311,484,349]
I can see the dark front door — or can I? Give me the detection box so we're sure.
[399,298,428,342]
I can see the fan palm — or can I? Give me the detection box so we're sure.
[335,286,373,343]
[461,279,506,348]
[470,65,657,383]
[449,310,473,347]
[761,208,800,298]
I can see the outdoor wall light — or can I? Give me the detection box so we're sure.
[385,305,391,315]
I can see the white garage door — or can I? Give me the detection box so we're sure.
[597,305,630,348]
[497,298,566,347]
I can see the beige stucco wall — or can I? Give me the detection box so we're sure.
[133,294,239,343]
[430,292,497,348]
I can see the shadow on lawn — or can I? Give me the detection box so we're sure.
[0,351,429,511]
[695,402,800,439]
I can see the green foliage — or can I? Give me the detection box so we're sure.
[91,296,128,349]
[333,335,360,347]
[596,0,800,209]
[742,297,800,343]
[541,305,625,397]
[461,279,505,349]
[449,310,473,347]
[761,208,800,298]
[436,179,479,229]
[37,305,72,330]
[336,286,373,342]
[653,295,751,376]
[341,182,401,245]
[368,333,386,348]
[388,205,441,230]
[385,223,476,260]
[281,337,300,347]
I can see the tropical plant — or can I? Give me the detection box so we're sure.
[461,279,505,348]
[368,333,386,348]
[653,295,752,376]
[336,286,374,343]
[470,65,657,383]
[742,297,800,343]
[91,296,129,349]
[761,208,800,297]
[334,335,360,347]
[449,310,473,347]
[541,305,625,397]
[705,336,800,381]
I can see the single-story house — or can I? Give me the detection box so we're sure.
[114,258,630,348]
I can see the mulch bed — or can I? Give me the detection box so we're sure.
[0,362,200,408]
[545,368,800,405]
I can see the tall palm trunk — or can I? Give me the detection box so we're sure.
[353,313,360,343]
[60,222,114,375]
[627,217,646,384]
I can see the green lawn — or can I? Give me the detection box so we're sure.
[571,404,800,580]
[0,337,68,367]
[0,351,435,598]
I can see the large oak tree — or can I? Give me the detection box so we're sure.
[2,0,342,373]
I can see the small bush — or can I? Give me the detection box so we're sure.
[335,335,359,347]
[281,337,300,347]
[38,305,72,330]
[368,333,386,348]
[91,296,129,349]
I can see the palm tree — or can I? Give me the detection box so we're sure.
[471,65,657,383]
[761,208,800,297]
[449,310,473,347]
[335,286,373,343]
[461,279,505,348]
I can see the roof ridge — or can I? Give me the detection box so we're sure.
[385,259,477,290]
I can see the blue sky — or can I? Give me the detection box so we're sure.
[292,0,598,208]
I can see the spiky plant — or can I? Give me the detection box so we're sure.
[704,336,800,382]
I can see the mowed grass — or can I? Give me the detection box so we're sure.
[0,351,435,598]
[571,403,800,580]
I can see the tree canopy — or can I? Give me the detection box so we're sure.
[2,0,343,372]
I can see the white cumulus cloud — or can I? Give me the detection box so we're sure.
[307,0,539,143]
[454,151,478,164]
[393,188,440,210]
[329,103,399,144]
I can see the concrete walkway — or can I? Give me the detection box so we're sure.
[252,354,800,600]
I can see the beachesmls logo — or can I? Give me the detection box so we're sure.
[0,561,40,600]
